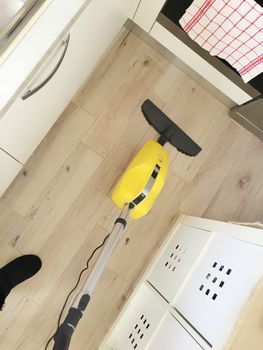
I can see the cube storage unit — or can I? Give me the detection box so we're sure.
[147,224,212,302]
[100,216,263,350]
[174,234,263,348]
[146,313,203,350]
[103,283,167,350]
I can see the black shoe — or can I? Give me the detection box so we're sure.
[0,255,42,310]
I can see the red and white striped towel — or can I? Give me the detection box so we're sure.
[179,0,263,82]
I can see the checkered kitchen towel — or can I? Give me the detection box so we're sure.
[179,0,263,82]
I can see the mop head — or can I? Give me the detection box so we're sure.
[141,99,201,156]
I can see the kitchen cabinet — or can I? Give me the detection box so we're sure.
[174,234,263,349]
[147,224,211,302]
[0,0,139,194]
[0,150,22,196]
[230,96,263,142]
[149,22,252,106]
[101,284,167,350]
[146,313,202,350]
[133,0,166,33]
[132,0,253,105]
[100,216,263,350]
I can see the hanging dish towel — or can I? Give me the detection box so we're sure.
[179,0,263,82]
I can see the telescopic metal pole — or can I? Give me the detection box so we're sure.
[52,205,131,350]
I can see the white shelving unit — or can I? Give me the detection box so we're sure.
[100,215,263,350]
[146,313,203,350]
[147,224,211,302]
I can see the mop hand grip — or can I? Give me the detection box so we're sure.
[52,323,73,350]
[52,307,84,350]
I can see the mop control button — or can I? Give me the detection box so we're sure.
[152,169,159,179]
[133,193,146,205]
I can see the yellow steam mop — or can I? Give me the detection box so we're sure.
[51,100,201,350]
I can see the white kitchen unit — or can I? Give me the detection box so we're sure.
[147,313,203,350]
[149,23,252,106]
[133,0,254,105]
[147,224,211,303]
[100,215,263,350]
[102,284,168,350]
[133,0,167,33]
[174,233,263,349]
[0,0,140,195]
[0,150,22,196]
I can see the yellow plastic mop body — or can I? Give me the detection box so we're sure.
[112,140,168,219]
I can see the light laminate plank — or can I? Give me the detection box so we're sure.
[82,54,166,157]
[179,122,253,217]
[74,31,151,117]
[204,136,263,222]
[0,296,39,348]
[0,199,23,248]
[3,102,94,216]
[8,143,103,253]
[15,337,41,350]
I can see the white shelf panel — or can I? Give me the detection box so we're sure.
[105,283,167,350]
[147,224,211,302]
[146,312,203,350]
[174,234,263,349]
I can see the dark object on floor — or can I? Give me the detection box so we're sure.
[0,255,42,310]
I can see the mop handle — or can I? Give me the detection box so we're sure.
[52,205,131,350]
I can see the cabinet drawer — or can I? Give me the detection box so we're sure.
[174,234,263,349]
[0,2,95,164]
[0,150,22,196]
[104,283,167,350]
[146,313,202,350]
[0,32,83,163]
[147,224,211,302]
[133,0,167,32]
[0,0,128,164]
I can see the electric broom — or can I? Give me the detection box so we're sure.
[51,99,201,350]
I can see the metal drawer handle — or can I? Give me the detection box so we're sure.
[21,34,71,100]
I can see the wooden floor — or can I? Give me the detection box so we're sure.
[1,28,263,350]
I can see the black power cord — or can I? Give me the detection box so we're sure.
[45,233,110,350]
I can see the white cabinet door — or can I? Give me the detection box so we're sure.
[133,0,166,32]
[146,313,202,350]
[174,234,263,349]
[116,0,141,19]
[147,224,211,302]
[0,0,130,164]
[104,284,167,350]
[0,150,22,196]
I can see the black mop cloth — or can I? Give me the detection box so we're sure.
[0,255,42,310]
